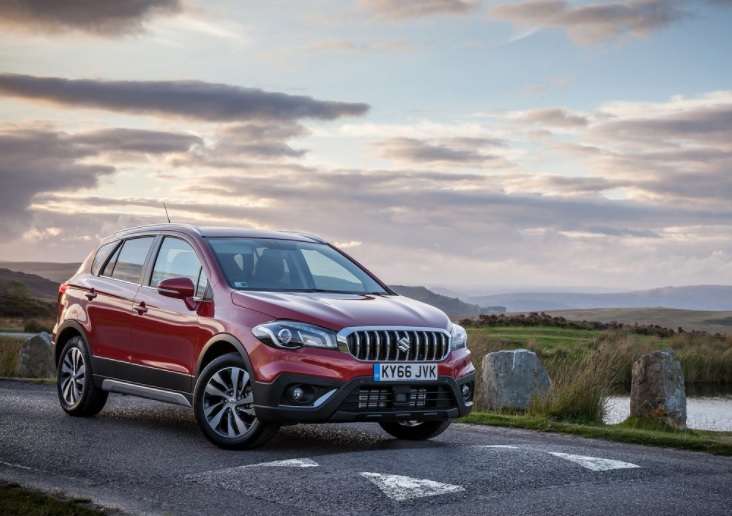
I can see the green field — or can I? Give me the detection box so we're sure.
[469,326,605,355]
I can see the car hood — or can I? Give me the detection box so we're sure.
[231,291,451,331]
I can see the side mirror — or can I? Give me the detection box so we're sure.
[157,277,197,309]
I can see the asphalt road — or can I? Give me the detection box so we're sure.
[1,379,731,515]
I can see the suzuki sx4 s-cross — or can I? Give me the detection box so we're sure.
[53,224,475,449]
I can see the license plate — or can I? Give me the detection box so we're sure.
[373,363,438,382]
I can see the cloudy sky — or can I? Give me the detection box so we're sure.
[1,0,731,292]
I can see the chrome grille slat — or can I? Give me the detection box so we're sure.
[342,327,450,362]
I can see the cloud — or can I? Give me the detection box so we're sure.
[192,122,310,163]
[595,106,732,143]
[486,0,691,45]
[11,143,732,287]
[0,73,370,122]
[518,108,589,127]
[0,0,182,37]
[0,125,201,237]
[360,0,479,20]
[74,128,202,154]
[374,137,507,166]
[26,162,732,288]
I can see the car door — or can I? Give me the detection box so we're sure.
[85,236,156,381]
[129,236,209,394]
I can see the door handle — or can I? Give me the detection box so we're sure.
[134,302,148,315]
[85,289,97,301]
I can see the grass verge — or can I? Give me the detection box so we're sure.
[0,481,108,515]
[460,412,732,456]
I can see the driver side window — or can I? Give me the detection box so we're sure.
[150,238,209,298]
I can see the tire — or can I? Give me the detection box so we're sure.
[57,336,108,416]
[379,420,452,440]
[193,353,279,449]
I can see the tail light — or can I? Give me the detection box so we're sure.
[57,283,68,319]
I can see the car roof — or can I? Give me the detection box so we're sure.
[110,224,326,243]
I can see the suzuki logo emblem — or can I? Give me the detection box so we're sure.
[397,336,411,353]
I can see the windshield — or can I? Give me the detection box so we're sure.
[207,238,389,294]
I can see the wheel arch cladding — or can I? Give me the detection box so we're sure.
[54,323,85,365]
[196,334,253,379]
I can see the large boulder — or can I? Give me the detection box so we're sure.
[481,349,551,411]
[630,348,686,429]
[16,332,56,379]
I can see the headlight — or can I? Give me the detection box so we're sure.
[252,321,338,350]
[451,323,467,350]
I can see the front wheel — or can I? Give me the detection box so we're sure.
[379,420,452,440]
[193,353,279,449]
[57,336,108,416]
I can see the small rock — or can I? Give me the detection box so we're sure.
[16,332,56,379]
[630,348,686,429]
[481,349,551,411]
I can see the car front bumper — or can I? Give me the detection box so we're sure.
[252,372,475,424]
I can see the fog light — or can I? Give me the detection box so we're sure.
[461,384,471,400]
[289,385,304,402]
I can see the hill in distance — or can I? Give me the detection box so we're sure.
[0,262,80,284]
[391,285,505,318]
[468,285,732,312]
[0,268,61,302]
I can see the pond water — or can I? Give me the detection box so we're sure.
[605,384,732,431]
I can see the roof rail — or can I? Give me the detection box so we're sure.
[111,223,202,236]
[278,230,326,243]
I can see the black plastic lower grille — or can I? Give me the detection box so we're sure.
[340,385,454,411]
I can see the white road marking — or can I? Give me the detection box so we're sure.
[548,452,640,471]
[0,460,32,470]
[245,458,319,468]
[476,445,519,449]
[361,472,465,501]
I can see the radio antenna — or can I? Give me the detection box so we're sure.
[163,202,171,223]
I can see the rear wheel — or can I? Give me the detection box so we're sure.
[379,420,451,440]
[57,336,108,416]
[193,353,279,449]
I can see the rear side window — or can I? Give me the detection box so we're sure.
[108,237,155,284]
[150,237,208,297]
[91,241,120,276]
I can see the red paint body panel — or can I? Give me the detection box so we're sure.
[230,291,450,332]
[130,286,199,375]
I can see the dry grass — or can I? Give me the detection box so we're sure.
[527,342,619,423]
[0,336,24,377]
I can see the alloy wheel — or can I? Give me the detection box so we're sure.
[202,366,256,438]
[60,347,86,406]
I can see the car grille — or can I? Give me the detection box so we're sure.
[341,385,454,411]
[340,328,450,362]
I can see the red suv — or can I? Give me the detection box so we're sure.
[53,224,475,448]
